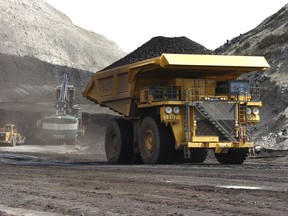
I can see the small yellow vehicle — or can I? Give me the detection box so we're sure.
[0,123,25,146]
[83,53,270,164]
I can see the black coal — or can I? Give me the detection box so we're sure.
[103,36,213,70]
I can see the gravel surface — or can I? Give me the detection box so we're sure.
[0,147,287,216]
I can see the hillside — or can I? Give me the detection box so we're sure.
[215,4,288,150]
[0,0,126,110]
[215,3,288,84]
[0,0,125,72]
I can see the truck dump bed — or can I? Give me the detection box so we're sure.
[83,53,269,116]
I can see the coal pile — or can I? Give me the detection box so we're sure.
[104,36,213,70]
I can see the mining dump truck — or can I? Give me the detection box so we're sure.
[83,53,270,164]
[0,123,25,146]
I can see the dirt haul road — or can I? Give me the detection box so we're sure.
[0,146,287,216]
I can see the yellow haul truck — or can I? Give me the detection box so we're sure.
[83,54,270,164]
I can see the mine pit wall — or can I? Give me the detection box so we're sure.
[252,79,288,149]
[0,53,93,104]
[238,69,288,141]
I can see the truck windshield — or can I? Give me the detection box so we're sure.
[229,81,250,95]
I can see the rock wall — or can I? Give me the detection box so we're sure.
[0,53,92,110]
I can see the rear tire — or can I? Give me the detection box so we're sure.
[105,119,134,164]
[139,116,174,164]
[215,148,249,164]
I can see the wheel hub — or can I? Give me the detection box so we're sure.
[144,129,154,153]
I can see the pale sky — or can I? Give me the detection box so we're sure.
[44,0,287,53]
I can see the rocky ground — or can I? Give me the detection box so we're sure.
[0,145,287,216]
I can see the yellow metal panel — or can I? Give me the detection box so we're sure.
[186,142,254,150]
[102,99,131,116]
[98,76,113,96]
[187,143,208,148]
[191,136,219,142]
[161,114,181,122]
[127,54,270,82]
[138,101,183,108]
[247,114,260,124]
[170,121,183,147]
[159,53,270,70]
[247,101,262,107]
[160,106,183,145]
[187,142,217,148]
[239,142,254,148]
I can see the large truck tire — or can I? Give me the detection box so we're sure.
[215,148,249,164]
[105,119,134,164]
[139,116,174,164]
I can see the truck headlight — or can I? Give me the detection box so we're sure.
[246,108,252,115]
[173,107,180,114]
[165,106,172,114]
[253,108,259,115]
